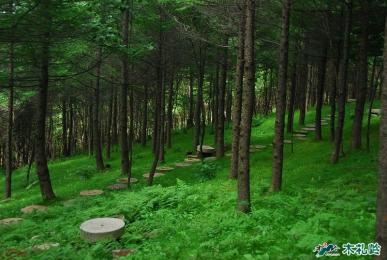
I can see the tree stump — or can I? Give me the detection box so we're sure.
[156,166,174,173]
[80,218,125,243]
[21,205,47,214]
[116,178,138,184]
[107,184,127,191]
[80,190,104,197]
[143,172,164,178]
[0,217,23,226]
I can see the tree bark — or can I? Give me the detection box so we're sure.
[141,84,148,146]
[216,36,228,159]
[35,0,55,200]
[106,88,113,160]
[166,76,174,148]
[375,14,387,259]
[271,0,291,192]
[298,56,307,126]
[62,97,68,157]
[120,4,130,176]
[315,43,328,141]
[286,66,296,133]
[237,0,255,213]
[351,0,369,149]
[93,47,105,171]
[5,25,14,199]
[331,1,351,164]
[230,4,246,179]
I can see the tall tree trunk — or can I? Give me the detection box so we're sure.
[35,0,55,200]
[230,5,246,179]
[158,68,165,163]
[271,0,291,192]
[120,4,130,176]
[375,15,387,259]
[329,48,340,142]
[93,48,105,171]
[62,97,68,157]
[331,2,351,164]
[298,55,307,126]
[106,88,113,160]
[237,0,255,213]
[166,76,174,148]
[187,71,194,128]
[216,36,228,159]
[315,43,328,141]
[112,88,118,145]
[286,66,296,133]
[366,58,380,151]
[68,98,74,155]
[193,46,206,151]
[5,26,14,199]
[141,84,148,146]
[351,1,369,149]
[213,60,219,144]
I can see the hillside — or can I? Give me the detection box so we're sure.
[0,103,381,259]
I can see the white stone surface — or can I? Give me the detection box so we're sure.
[80,218,125,242]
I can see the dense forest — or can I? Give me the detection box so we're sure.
[0,0,387,259]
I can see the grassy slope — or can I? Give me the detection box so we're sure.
[0,103,381,259]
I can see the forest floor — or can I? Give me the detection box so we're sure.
[0,103,381,259]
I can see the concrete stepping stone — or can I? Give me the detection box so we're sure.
[175,162,191,168]
[348,98,356,103]
[225,153,231,157]
[296,137,308,141]
[187,154,199,159]
[112,249,136,258]
[21,205,48,214]
[80,217,125,243]
[3,248,27,258]
[302,127,316,131]
[107,184,127,191]
[371,109,381,116]
[184,158,201,163]
[284,140,293,144]
[80,190,104,197]
[196,145,215,154]
[254,145,267,149]
[32,243,59,252]
[116,178,138,184]
[305,124,315,128]
[293,130,308,135]
[203,156,216,162]
[156,166,174,173]
[0,217,23,226]
[321,122,328,126]
[143,172,165,178]
[293,133,307,138]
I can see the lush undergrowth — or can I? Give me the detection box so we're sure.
[0,103,381,259]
